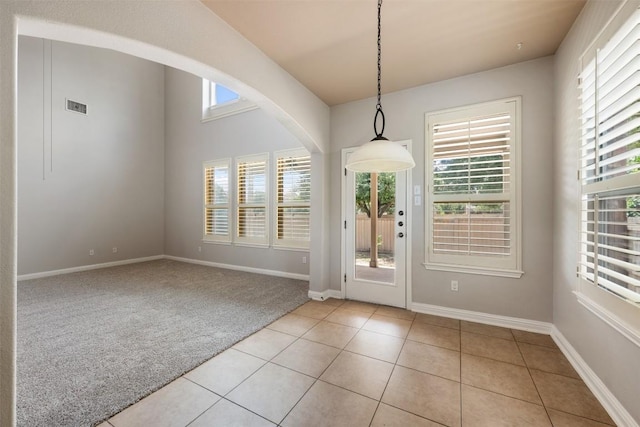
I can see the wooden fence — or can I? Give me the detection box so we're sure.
[356,213,510,254]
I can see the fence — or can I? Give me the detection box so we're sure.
[356,213,510,255]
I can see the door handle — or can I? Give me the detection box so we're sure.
[398,232,404,238]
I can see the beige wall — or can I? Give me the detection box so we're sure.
[18,36,166,275]
[163,67,309,276]
[331,57,555,322]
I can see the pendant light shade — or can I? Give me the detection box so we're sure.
[346,137,416,172]
[345,0,416,173]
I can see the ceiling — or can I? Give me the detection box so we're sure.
[203,0,586,106]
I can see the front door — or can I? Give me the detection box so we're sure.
[342,145,409,308]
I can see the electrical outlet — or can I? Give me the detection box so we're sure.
[302,256,307,264]
[89,249,94,256]
[112,247,117,253]
[451,280,459,291]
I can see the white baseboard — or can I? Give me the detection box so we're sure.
[165,255,309,281]
[551,326,638,427]
[17,255,165,281]
[410,302,553,334]
[308,289,342,301]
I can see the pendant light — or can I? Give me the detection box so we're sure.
[345,0,415,173]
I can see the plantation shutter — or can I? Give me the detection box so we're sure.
[237,154,268,244]
[427,100,518,273]
[579,8,640,304]
[203,159,230,242]
[276,150,311,247]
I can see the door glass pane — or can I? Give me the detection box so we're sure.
[354,172,396,284]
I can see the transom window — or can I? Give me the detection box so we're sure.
[201,78,256,122]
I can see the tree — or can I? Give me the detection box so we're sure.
[355,172,395,218]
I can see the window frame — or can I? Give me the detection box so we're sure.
[203,158,232,244]
[235,153,270,247]
[424,97,523,278]
[576,1,640,346]
[201,78,256,122]
[273,148,311,249]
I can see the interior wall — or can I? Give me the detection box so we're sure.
[17,36,165,276]
[330,57,555,321]
[554,0,640,423]
[164,67,310,276]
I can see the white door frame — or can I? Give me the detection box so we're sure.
[340,140,413,308]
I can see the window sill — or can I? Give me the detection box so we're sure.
[273,245,310,252]
[201,101,257,122]
[202,239,231,246]
[423,262,523,279]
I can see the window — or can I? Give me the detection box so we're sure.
[203,159,231,243]
[425,98,522,277]
[274,149,311,248]
[236,154,269,245]
[579,7,640,310]
[201,78,256,122]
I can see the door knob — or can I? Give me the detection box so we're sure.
[398,232,404,238]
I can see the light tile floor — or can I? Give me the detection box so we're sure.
[102,299,616,427]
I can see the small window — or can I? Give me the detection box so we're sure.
[425,98,522,277]
[236,154,269,246]
[274,149,311,248]
[203,159,231,243]
[202,78,256,122]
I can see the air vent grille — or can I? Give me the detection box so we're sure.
[66,99,87,115]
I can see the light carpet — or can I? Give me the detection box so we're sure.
[17,259,309,426]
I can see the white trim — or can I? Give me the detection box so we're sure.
[17,255,164,281]
[423,262,524,279]
[308,289,343,301]
[165,255,309,281]
[552,326,639,427]
[425,97,523,275]
[410,302,552,334]
[575,290,640,348]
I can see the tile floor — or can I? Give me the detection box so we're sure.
[101,299,615,427]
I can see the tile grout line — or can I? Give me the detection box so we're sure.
[513,335,554,426]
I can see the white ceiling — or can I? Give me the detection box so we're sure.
[203,0,585,106]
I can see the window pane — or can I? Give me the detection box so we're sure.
[238,207,266,238]
[205,208,229,236]
[277,156,311,204]
[433,113,511,195]
[433,202,511,257]
[580,192,640,303]
[214,83,240,105]
[238,160,266,204]
[277,207,310,241]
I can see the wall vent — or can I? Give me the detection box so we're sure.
[66,99,87,115]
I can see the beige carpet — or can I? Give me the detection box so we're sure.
[17,259,309,427]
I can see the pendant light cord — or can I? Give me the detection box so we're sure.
[373,0,386,139]
[376,0,382,110]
